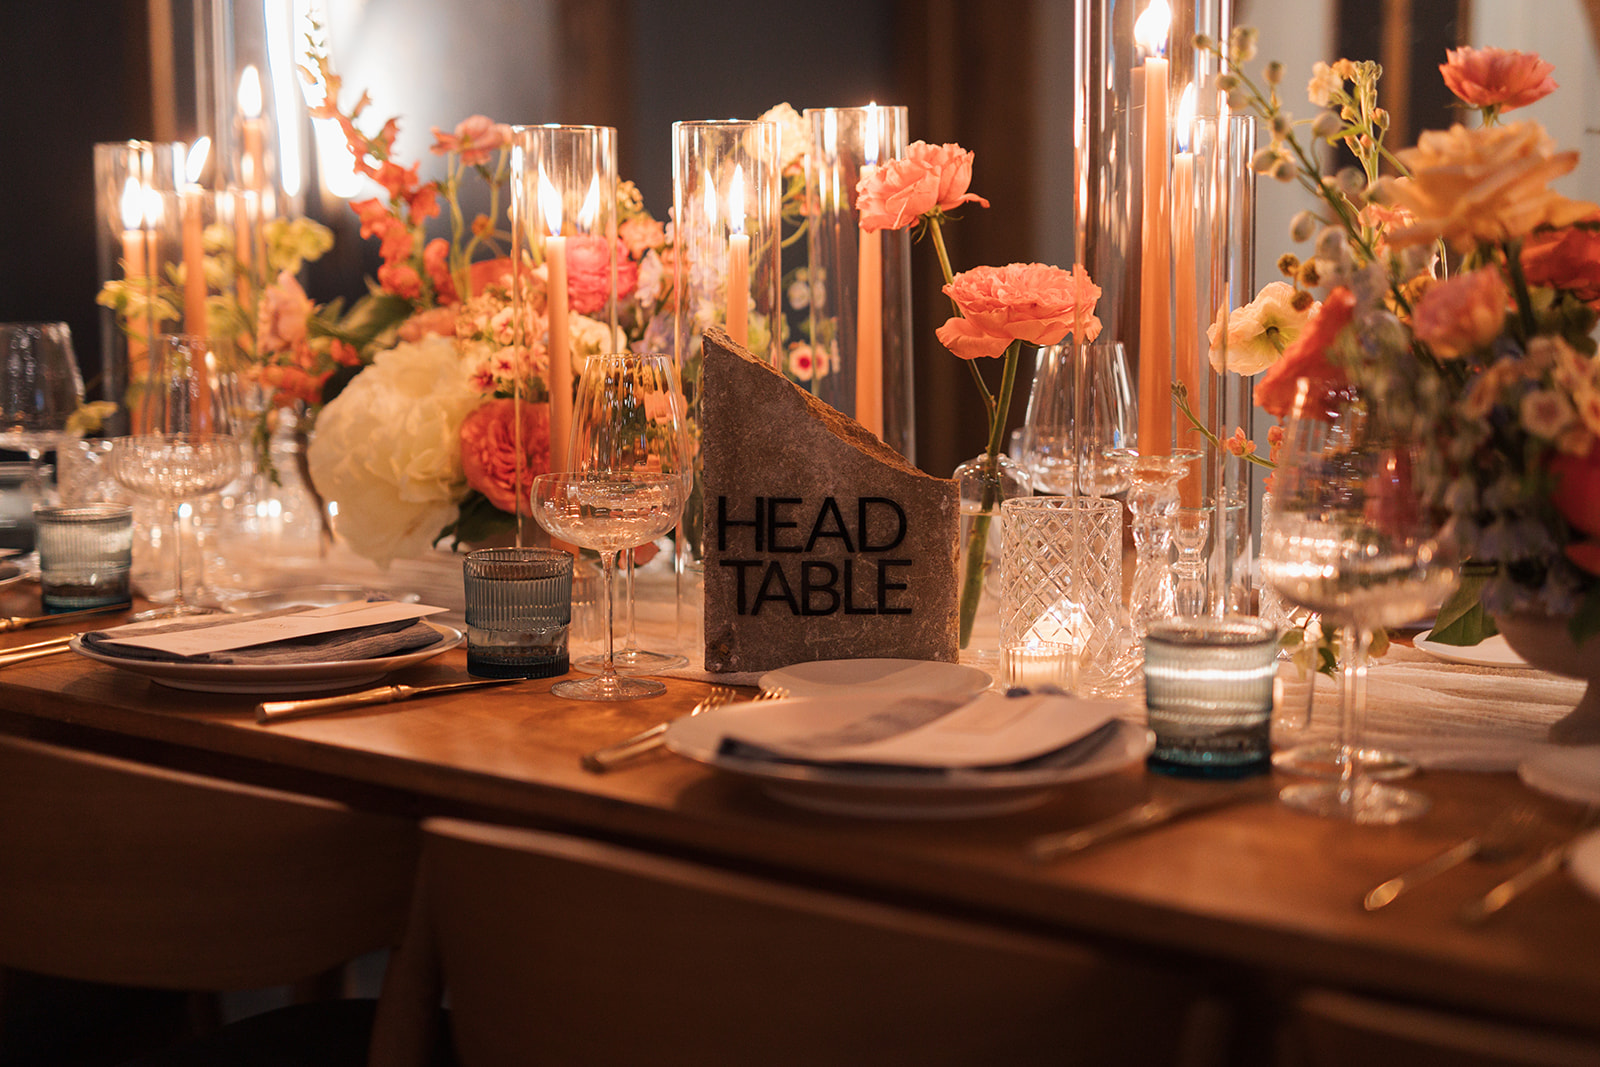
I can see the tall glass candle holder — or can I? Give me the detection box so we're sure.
[1074,0,1234,461]
[94,141,183,436]
[509,124,620,483]
[802,105,914,461]
[670,118,782,578]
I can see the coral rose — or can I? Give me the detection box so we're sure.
[936,263,1102,360]
[1253,287,1357,418]
[429,115,514,167]
[1440,46,1557,113]
[1521,220,1600,307]
[1411,267,1509,358]
[459,398,550,514]
[564,236,638,315]
[856,141,990,233]
[1380,122,1598,252]
[1207,281,1313,374]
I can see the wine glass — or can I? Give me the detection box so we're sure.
[1020,339,1135,496]
[0,322,83,485]
[569,353,688,675]
[110,335,245,619]
[533,472,685,700]
[1259,379,1457,824]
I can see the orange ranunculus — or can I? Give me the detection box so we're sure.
[1253,287,1357,418]
[424,238,457,304]
[257,363,331,408]
[855,141,990,233]
[459,398,550,514]
[1440,46,1557,112]
[935,263,1101,360]
[1411,267,1509,358]
[377,262,423,300]
[1521,220,1600,307]
[1550,443,1600,538]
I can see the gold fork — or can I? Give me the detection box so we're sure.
[580,686,787,772]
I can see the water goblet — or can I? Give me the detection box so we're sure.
[0,322,83,486]
[568,352,689,675]
[1259,379,1457,824]
[532,472,685,700]
[109,335,245,619]
[1019,339,1135,496]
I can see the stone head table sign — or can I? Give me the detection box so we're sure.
[700,327,960,673]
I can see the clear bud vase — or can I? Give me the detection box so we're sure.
[954,452,1031,665]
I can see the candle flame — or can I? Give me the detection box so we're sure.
[577,173,600,229]
[238,65,263,119]
[120,177,144,230]
[537,164,562,236]
[728,164,746,236]
[863,102,880,167]
[1134,0,1171,56]
[1175,84,1196,152]
[184,137,211,185]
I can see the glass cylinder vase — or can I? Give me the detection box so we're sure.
[954,452,1032,665]
[509,123,620,483]
[670,118,782,584]
[802,104,915,461]
[1074,0,1234,460]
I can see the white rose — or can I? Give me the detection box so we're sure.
[759,102,809,169]
[308,335,484,566]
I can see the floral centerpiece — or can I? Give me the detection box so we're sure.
[1200,30,1600,653]
[855,143,1101,649]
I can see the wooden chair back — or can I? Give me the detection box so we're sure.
[0,734,418,991]
[402,816,1206,1067]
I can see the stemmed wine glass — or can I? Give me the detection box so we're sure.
[1260,379,1457,824]
[110,335,245,619]
[569,353,688,674]
[0,322,83,487]
[1020,339,1136,496]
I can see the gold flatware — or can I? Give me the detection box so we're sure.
[256,678,520,724]
[1028,781,1269,862]
[1460,812,1600,925]
[1364,804,1537,912]
[580,686,789,772]
[0,605,129,632]
[0,634,77,669]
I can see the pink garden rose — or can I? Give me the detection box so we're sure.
[459,398,550,514]
[856,142,991,233]
[1440,47,1557,113]
[936,263,1101,360]
[564,236,639,315]
[256,271,313,354]
[430,115,514,167]
[619,214,667,259]
[1411,267,1509,358]
[1254,287,1357,418]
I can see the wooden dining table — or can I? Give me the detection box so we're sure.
[1,586,1597,1051]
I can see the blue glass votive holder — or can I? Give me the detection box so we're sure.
[463,548,573,679]
[33,503,134,613]
[1144,616,1279,778]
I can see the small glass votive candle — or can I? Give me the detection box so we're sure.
[1000,641,1073,691]
[1144,615,1279,779]
[463,548,574,679]
[33,503,134,613]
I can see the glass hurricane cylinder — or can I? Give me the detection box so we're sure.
[1074,0,1234,459]
[802,105,914,461]
[670,118,782,586]
[509,124,620,484]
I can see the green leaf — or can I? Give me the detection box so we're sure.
[1570,584,1600,647]
[433,492,516,552]
[1428,563,1499,646]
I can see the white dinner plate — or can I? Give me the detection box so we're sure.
[1567,829,1600,903]
[665,698,1151,820]
[0,560,27,590]
[758,658,993,701]
[1518,746,1600,806]
[69,622,463,695]
[1413,629,1529,668]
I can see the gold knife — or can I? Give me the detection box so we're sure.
[0,604,130,632]
[256,678,520,724]
[0,634,78,668]
[1459,816,1599,924]
[1028,781,1268,862]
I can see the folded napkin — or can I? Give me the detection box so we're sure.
[715,691,1122,775]
[82,607,443,665]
